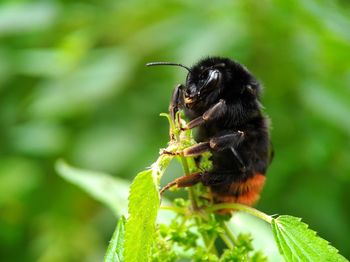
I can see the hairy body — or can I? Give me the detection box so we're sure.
[149,57,272,212]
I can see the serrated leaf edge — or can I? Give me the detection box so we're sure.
[104,216,126,262]
[272,215,347,262]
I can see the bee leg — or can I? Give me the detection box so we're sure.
[183,99,227,130]
[160,172,202,194]
[169,84,185,120]
[163,131,245,173]
[161,171,233,191]
[161,142,211,156]
[230,147,246,173]
[181,131,246,170]
[209,132,246,172]
[183,142,211,156]
[209,131,245,151]
[181,131,244,157]
[160,171,234,194]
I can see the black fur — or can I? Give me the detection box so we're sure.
[178,57,271,184]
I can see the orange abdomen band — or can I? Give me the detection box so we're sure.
[211,173,266,214]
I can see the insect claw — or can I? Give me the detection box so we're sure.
[181,125,189,131]
[160,149,182,156]
[159,181,177,195]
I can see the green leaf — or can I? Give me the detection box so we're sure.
[271,215,347,262]
[55,159,129,216]
[105,216,126,262]
[124,170,160,262]
[124,154,172,262]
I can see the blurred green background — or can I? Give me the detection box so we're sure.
[1,0,350,261]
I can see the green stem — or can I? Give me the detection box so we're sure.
[221,222,236,245]
[178,156,212,249]
[207,235,218,256]
[206,203,272,224]
[160,113,175,136]
[179,156,199,210]
[201,231,211,249]
[171,113,214,252]
[219,233,233,249]
[159,205,186,215]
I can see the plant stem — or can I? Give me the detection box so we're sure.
[221,222,236,245]
[171,114,218,254]
[219,233,233,249]
[160,113,175,136]
[179,156,199,210]
[206,203,272,224]
[178,155,214,250]
[207,235,219,256]
[159,205,186,215]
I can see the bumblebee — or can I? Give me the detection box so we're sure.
[148,57,273,213]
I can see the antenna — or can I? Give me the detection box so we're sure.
[146,62,192,74]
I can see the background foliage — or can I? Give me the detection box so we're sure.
[0,0,349,261]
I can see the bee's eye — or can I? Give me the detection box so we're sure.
[199,71,209,81]
[198,76,207,86]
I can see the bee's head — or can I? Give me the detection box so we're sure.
[146,57,260,109]
[184,57,261,108]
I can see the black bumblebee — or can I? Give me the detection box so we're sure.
[147,57,272,213]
